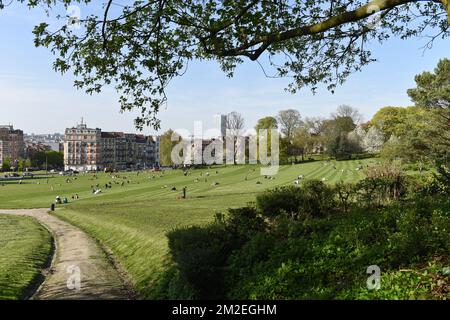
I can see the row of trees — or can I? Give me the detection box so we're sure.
[157,105,364,166]
[253,104,364,162]
[158,58,448,166]
[258,58,449,164]
[157,104,423,165]
[369,58,449,170]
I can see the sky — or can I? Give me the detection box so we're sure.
[0,2,449,137]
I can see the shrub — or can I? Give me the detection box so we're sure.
[166,206,266,299]
[341,258,449,300]
[430,209,450,252]
[416,171,450,196]
[226,206,267,241]
[161,173,449,300]
[256,186,303,219]
[334,182,356,213]
[167,224,232,299]
[226,236,315,300]
[256,180,336,220]
[151,264,195,299]
[356,162,408,207]
[301,180,336,217]
[388,208,431,265]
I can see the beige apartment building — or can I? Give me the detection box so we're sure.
[64,122,160,171]
[0,125,25,167]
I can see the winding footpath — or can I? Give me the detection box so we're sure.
[0,209,129,300]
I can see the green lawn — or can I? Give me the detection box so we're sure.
[0,215,52,300]
[0,159,376,297]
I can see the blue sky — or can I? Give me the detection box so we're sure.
[0,2,449,136]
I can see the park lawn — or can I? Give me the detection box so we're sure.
[29,159,371,297]
[0,215,52,300]
[0,159,373,209]
[0,159,382,297]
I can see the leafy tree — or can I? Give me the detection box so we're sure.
[407,59,450,178]
[324,116,359,159]
[226,111,245,164]
[30,151,63,169]
[160,129,181,166]
[334,116,357,133]
[407,58,450,116]
[304,117,326,136]
[328,132,361,160]
[30,151,45,168]
[277,109,302,141]
[255,116,278,132]
[255,116,279,160]
[45,151,64,169]
[379,107,443,164]
[24,158,32,171]
[303,117,327,155]
[292,128,314,161]
[277,109,302,157]
[371,106,408,140]
[1,0,448,129]
[17,158,26,172]
[1,157,11,172]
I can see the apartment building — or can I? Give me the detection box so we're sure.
[0,125,25,167]
[64,121,159,171]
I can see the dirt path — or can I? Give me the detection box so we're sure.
[0,209,129,300]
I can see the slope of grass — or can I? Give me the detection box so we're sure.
[36,159,372,297]
[2,159,442,299]
[0,215,52,300]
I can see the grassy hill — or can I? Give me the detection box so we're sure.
[2,159,375,297]
[0,215,52,300]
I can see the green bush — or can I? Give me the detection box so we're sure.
[341,258,449,300]
[256,180,335,220]
[415,172,450,196]
[334,182,356,213]
[359,162,408,205]
[355,169,408,207]
[256,186,303,219]
[225,206,267,241]
[224,197,449,299]
[167,224,231,299]
[166,206,266,299]
[161,174,449,300]
[151,264,196,299]
[430,208,450,252]
[301,180,336,217]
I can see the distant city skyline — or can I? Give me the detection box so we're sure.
[0,3,449,136]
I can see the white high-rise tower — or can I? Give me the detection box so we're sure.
[213,113,227,138]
